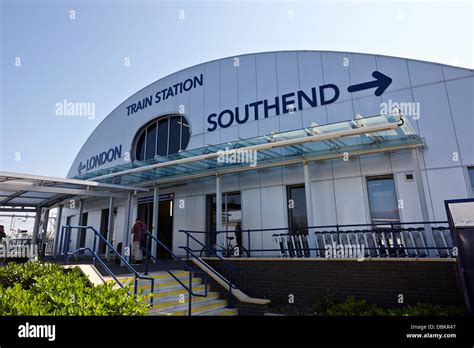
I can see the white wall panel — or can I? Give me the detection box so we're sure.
[321,51,352,103]
[394,172,423,222]
[445,77,474,165]
[334,177,368,225]
[331,157,361,179]
[426,167,469,220]
[442,66,473,80]
[412,83,460,169]
[242,188,263,255]
[408,60,444,86]
[311,180,337,225]
[282,165,304,185]
[360,153,392,176]
[326,99,354,124]
[347,53,378,98]
[260,186,286,256]
[188,64,206,136]
[375,56,411,92]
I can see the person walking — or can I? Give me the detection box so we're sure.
[131,218,146,264]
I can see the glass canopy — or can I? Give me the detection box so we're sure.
[75,114,423,187]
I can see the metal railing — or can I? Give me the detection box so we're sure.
[59,225,155,306]
[140,229,208,316]
[180,221,453,259]
[179,230,248,307]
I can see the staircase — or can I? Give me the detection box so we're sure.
[105,270,238,316]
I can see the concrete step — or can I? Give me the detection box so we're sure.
[146,284,209,300]
[150,299,228,316]
[107,271,190,286]
[130,277,202,294]
[150,292,220,311]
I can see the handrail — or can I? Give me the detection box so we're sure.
[140,229,208,316]
[179,246,242,290]
[182,220,449,234]
[180,220,453,258]
[179,230,248,307]
[60,225,155,306]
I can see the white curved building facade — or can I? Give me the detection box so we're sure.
[61,50,474,257]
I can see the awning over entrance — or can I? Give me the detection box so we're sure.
[0,171,148,211]
[76,114,423,187]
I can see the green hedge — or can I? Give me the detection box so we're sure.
[0,262,149,315]
[313,294,465,316]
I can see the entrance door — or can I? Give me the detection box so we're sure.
[206,192,242,248]
[78,212,88,254]
[137,200,173,258]
[287,185,308,234]
[99,209,109,254]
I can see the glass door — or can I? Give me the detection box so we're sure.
[206,192,242,248]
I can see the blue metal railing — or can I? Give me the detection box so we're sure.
[180,221,453,259]
[140,229,208,316]
[59,225,155,306]
[179,230,248,307]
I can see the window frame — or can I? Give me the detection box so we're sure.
[132,114,190,161]
[366,174,400,225]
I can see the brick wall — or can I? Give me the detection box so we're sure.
[204,258,464,309]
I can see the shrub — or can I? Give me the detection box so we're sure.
[0,262,149,315]
[314,295,465,316]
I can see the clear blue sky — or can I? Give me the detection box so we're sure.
[1,0,472,177]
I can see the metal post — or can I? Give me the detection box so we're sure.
[31,206,42,260]
[303,161,316,257]
[106,197,114,261]
[122,193,133,266]
[74,199,84,260]
[411,148,437,257]
[53,205,63,259]
[152,184,159,258]
[216,174,223,256]
[40,209,50,258]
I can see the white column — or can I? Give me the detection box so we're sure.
[411,148,437,257]
[303,161,317,257]
[152,185,159,258]
[105,197,114,261]
[122,193,133,265]
[216,174,223,255]
[53,205,63,258]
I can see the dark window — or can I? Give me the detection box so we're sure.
[287,185,308,234]
[168,116,181,155]
[136,132,146,161]
[145,122,157,159]
[157,118,169,156]
[180,116,190,150]
[134,115,190,161]
[468,167,474,194]
[367,176,400,224]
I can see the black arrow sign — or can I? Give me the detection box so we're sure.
[347,71,392,96]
